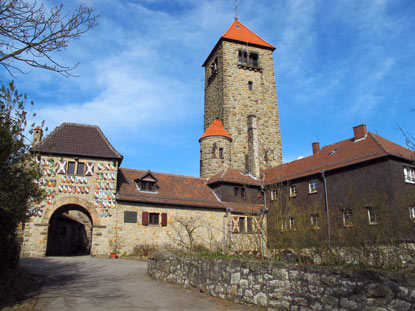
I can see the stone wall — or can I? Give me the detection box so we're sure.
[203,39,282,178]
[21,154,119,257]
[148,252,415,311]
[200,136,231,179]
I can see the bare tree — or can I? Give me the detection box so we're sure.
[169,216,203,251]
[0,0,98,77]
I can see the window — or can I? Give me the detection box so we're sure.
[232,216,257,234]
[238,50,259,68]
[248,53,258,67]
[210,57,218,75]
[409,206,415,219]
[311,214,319,227]
[248,81,253,91]
[142,212,167,226]
[270,188,278,201]
[149,213,159,225]
[404,167,415,184]
[234,187,245,197]
[67,161,75,175]
[343,209,353,226]
[140,181,156,192]
[76,162,84,175]
[238,50,247,64]
[309,180,318,193]
[247,217,253,233]
[219,148,224,159]
[124,211,137,223]
[239,217,246,233]
[290,184,297,197]
[289,217,296,230]
[367,206,379,225]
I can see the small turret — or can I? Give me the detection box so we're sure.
[32,126,43,146]
[199,120,232,179]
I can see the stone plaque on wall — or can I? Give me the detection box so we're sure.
[124,211,137,223]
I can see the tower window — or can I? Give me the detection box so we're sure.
[238,50,259,68]
[249,53,258,67]
[248,81,253,90]
[210,57,218,75]
[219,148,224,159]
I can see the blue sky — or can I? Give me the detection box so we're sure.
[9,0,415,177]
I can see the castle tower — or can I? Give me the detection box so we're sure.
[200,20,282,178]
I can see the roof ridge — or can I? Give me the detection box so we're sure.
[32,122,64,150]
[94,125,123,159]
[221,20,275,49]
[369,132,394,155]
[120,167,202,180]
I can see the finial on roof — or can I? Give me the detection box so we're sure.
[235,0,238,20]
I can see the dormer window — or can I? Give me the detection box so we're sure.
[135,170,158,193]
[140,180,156,192]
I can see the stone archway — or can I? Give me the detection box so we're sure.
[42,196,101,226]
[42,197,104,256]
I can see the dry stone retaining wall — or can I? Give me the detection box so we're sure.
[148,251,415,311]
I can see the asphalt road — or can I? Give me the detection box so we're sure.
[20,256,263,311]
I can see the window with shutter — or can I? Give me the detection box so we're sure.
[161,213,167,226]
[142,212,149,226]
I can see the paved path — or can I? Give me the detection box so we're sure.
[20,256,263,311]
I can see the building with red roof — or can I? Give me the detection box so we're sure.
[20,19,415,259]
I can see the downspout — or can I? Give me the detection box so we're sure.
[320,170,331,245]
[260,173,267,258]
[223,207,233,253]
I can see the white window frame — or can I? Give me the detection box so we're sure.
[367,206,379,225]
[343,209,353,226]
[409,206,415,219]
[289,217,296,230]
[404,167,415,184]
[311,214,319,227]
[309,180,318,193]
[290,184,297,197]
[270,188,278,201]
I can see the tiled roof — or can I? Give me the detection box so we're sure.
[200,120,232,141]
[207,168,262,186]
[263,132,415,184]
[32,123,123,161]
[117,168,262,214]
[202,20,275,67]
[221,20,276,50]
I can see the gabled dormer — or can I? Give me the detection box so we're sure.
[135,170,158,193]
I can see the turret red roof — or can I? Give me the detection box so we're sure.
[221,20,276,50]
[199,120,232,141]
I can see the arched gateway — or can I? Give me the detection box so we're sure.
[21,122,122,258]
[44,197,100,256]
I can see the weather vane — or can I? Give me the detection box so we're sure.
[235,0,238,20]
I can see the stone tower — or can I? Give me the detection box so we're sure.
[200,20,282,179]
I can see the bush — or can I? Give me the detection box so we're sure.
[132,244,156,257]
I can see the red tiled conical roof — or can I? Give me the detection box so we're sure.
[199,120,232,142]
[221,20,276,50]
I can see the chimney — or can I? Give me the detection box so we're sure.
[247,115,260,178]
[312,142,320,155]
[353,124,367,141]
[32,126,43,146]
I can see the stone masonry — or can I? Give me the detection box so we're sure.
[21,154,118,257]
[203,39,282,177]
[148,251,415,311]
